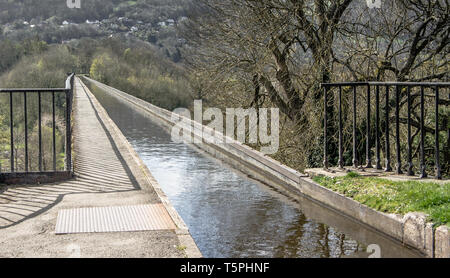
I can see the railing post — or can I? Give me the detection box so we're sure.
[375,85,381,169]
[323,86,329,169]
[366,84,372,168]
[419,86,427,178]
[52,91,57,171]
[385,85,392,171]
[65,89,72,172]
[24,92,28,172]
[65,74,74,172]
[338,86,344,169]
[395,85,403,174]
[353,86,358,168]
[9,92,14,172]
[407,86,414,176]
[38,91,42,172]
[435,86,441,179]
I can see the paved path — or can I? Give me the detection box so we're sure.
[0,78,200,257]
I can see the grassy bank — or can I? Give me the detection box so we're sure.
[313,173,450,227]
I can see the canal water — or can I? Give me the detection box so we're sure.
[87,82,421,258]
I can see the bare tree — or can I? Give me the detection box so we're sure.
[181,0,449,169]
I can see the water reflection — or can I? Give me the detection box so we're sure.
[88,83,421,258]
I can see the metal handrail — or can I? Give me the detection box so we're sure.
[0,73,75,175]
[321,82,450,87]
[321,81,449,179]
[0,88,67,93]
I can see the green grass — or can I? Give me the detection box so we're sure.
[313,173,450,227]
[176,245,187,251]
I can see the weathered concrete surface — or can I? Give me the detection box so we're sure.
[434,226,449,258]
[0,78,200,258]
[402,213,433,257]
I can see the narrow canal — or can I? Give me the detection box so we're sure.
[86,81,421,258]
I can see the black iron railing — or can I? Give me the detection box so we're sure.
[0,74,74,183]
[321,81,449,179]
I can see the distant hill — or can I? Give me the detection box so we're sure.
[0,0,194,62]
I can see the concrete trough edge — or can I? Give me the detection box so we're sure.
[83,77,449,258]
[78,78,202,258]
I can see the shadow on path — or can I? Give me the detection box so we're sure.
[0,81,141,229]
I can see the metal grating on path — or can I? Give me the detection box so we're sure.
[55,204,176,234]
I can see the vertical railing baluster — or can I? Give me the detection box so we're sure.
[24,92,28,172]
[323,86,328,169]
[52,91,56,171]
[419,86,427,178]
[38,91,42,172]
[407,86,414,176]
[435,86,441,179]
[338,86,344,169]
[385,85,392,171]
[65,87,72,172]
[395,86,403,174]
[366,84,372,168]
[375,85,381,169]
[9,92,14,173]
[353,86,358,168]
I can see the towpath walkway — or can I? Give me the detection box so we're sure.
[0,77,200,258]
